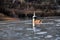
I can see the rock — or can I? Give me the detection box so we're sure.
[0,13,18,21]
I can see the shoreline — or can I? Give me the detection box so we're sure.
[0,17,19,21]
[0,16,60,21]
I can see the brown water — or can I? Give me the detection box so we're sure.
[0,17,60,40]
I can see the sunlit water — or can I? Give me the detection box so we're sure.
[0,17,60,40]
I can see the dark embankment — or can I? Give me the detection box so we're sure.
[0,0,60,21]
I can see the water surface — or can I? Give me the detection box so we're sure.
[0,17,60,40]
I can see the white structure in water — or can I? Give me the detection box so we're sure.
[32,11,36,32]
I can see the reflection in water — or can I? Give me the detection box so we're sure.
[0,17,60,40]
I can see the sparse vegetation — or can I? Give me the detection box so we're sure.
[0,0,60,18]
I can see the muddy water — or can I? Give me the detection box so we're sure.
[0,17,60,40]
